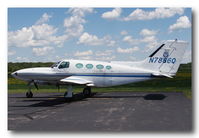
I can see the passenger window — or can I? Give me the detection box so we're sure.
[106,65,112,70]
[86,64,93,69]
[96,64,104,69]
[76,63,83,68]
[58,61,70,69]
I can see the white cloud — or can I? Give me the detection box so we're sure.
[73,50,93,60]
[95,50,115,61]
[8,8,94,48]
[122,30,158,51]
[141,36,157,43]
[8,27,34,47]
[64,8,93,37]
[35,13,52,25]
[9,8,94,48]
[55,55,64,61]
[8,23,68,47]
[31,24,57,40]
[74,50,93,57]
[77,32,103,46]
[120,30,128,35]
[117,47,139,53]
[74,49,116,61]
[64,16,85,37]
[124,8,184,21]
[95,56,116,61]
[68,8,94,17]
[169,16,191,32]
[101,8,122,19]
[95,50,113,56]
[144,41,159,52]
[123,35,140,45]
[79,56,92,60]
[107,40,116,46]
[8,13,70,48]
[77,32,115,46]
[16,56,29,62]
[32,46,54,56]
[141,35,159,51]
[140,29,158,36]
[122,27,159,51]
[8,50,16,56]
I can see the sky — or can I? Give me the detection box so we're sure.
[8,8,192,63]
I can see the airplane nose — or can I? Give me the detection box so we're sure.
[11,71,18,77]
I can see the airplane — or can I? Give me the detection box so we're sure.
[11,39,188,98]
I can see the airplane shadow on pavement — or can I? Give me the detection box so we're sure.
[11,93,166,107]
[93,93,166,100]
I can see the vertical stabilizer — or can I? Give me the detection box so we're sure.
[141,39,188,76]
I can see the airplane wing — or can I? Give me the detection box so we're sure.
[60,76,94,86]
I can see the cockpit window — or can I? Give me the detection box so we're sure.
[58,61,70,69]
[51,61,61,68]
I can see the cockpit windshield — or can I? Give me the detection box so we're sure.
[58,61,70,69]
[51,61,61,68]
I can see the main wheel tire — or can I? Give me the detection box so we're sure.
[26,91,33,98]
[64,92,68,97]
[64,92,74,98]
[83,87,91,97]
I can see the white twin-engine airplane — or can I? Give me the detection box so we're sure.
[12,39,188,98]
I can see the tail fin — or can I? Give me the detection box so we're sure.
[141,39,188,76]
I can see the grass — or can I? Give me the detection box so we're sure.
[8,63,192,98]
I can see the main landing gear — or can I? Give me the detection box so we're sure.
[63,86,92,99]
[25,83,92,99]
[83,87,91,97]
[64,85,73,98]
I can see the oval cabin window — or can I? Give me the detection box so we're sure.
[86,64,93,69]
[96,64,104,69]
[76,63,83,68]
[106,65,112,70]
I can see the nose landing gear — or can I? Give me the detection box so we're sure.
[26,81,34,98]
[26,91,33,98]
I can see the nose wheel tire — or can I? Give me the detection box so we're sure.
[83,87,91,97]
[26,91,33,98]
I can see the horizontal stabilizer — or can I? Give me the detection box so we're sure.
[60,76,94,85]
[152,72,173,78]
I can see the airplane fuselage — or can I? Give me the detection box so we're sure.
[12,60,154,87]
